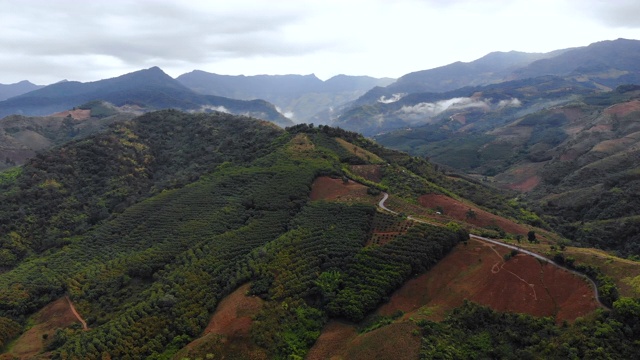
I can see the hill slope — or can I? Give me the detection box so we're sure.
[0,101,139,170]
[0,112,638,359]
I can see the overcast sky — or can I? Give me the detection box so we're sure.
[2,0,640,84]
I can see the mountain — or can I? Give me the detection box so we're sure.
[335,75,597,136]
[0,80,44,101]
[338,39,640,136]
[176,70,394,122]
[376,85,640,257]
[0,100,138,170]
[379,50,560,96]
[512,38,640,88]
[0,110,638,359]
[0,67,293,127]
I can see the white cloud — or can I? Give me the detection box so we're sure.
[397,96,521,123]
[0,0,640,84]
[378,93,406,104]
[497,98,522,109]
[399,97,489,119]
[193,105,230,114]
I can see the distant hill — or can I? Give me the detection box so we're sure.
[0,67,293,127]
[338,39,640,136]
[0,100,138,170]
[512,38,640,88]
[376,85,640,256]
[381,50,560,95]
[176,70,394,122]
[334,75,597,136]
[0,80,44,101]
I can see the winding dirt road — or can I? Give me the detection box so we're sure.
[65,296,89,330]
[377,192,608,309]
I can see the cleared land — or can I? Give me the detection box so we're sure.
[6,297,82,359]
[377,238,599,323]
[176,283,267,360]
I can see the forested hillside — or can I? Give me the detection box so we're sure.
[0,111,467,359]
[0,111,639,359]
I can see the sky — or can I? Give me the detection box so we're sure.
[1,0,640,85]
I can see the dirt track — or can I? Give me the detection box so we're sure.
[378,192,607,310]
[65,296,88,330]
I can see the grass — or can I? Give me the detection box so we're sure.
[335,137,385,164]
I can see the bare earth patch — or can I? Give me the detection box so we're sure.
[50,109,91,120]
[376,238,599,324]
[604,99,640,117]
[7,297,81,359]
[309,176,372,204]
[176,283,267,360]
[418,193,529,235]
[306,320,358,360]
[307,321,420,360]
[493,162,544,192]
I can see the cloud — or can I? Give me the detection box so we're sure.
[497,98,522,109]
[580,0,640,28]
[397,97,521,123]
[193,105,230,114]
[378,93,406,104]
[1,0,640,85]
[0,0,323,83]
[398,97,490,122]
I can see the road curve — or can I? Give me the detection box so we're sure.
[377,192,608,309]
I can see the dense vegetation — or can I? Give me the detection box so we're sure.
[419,299,640,359]
[0,112,467,359]
[1,110,639,359]
[0,110,282,267]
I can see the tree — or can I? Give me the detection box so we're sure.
[466,208,477,220]
[527,230,537,243]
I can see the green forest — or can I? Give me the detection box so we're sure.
[0,111,639,359]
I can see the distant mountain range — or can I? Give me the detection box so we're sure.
[0,67,293,127]
[0,80,43,101]
[2,38,640,135]
[336,38,640,136]
[176,71,393,122]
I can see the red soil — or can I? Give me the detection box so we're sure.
[178,283,267,359]
[377,238,599,323]
[509,175,541,192]
[310,176,369,202]
[306,320,357,360]
[418,193,529,235]
[307,321,420,360]
[204,283,263,337]
[604,99,640,117]
[8,297,81,359]
[50,109,91,120]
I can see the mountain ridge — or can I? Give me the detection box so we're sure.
[0,67,293,127]
[176,70,394,122]
[0,80,44,101]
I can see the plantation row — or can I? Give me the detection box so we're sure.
[241,200,465,358]
[0,110,283,267]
